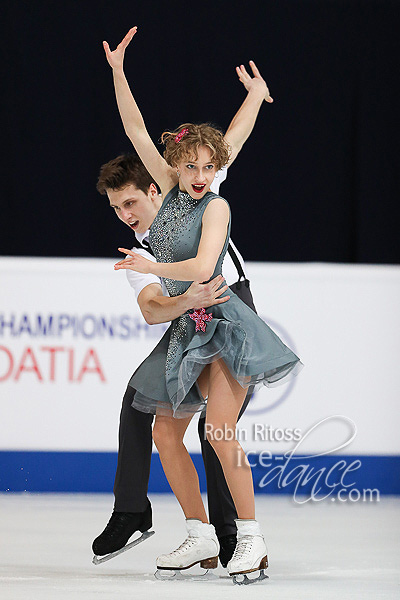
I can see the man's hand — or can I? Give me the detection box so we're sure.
[137,275,230,325]
[184,275,230,310]
[236,60,273,103]
[103,26,137,71]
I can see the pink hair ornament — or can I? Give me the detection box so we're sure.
[175,128,189,143]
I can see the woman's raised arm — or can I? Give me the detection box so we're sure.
[103,27,177,195]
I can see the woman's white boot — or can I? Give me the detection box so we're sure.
[156,519,219,570]
[227,519,268,577]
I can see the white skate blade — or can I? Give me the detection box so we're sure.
[232,569,269,585]
[92,530,155,565]
[154,568,218,582]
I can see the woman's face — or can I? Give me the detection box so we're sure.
[176,145,216,199]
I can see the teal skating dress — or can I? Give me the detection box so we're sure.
[130,185,303,418]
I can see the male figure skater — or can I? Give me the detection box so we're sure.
[92,61,271,568]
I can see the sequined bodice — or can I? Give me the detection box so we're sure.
[149,185,230,297]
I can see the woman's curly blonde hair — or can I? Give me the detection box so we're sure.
[161,123,231,171]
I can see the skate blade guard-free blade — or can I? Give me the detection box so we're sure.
[154,567,218,582]
[232,569,269,585]
[230,554,269,585]
[155,555,219,581]
[92,530,155,565]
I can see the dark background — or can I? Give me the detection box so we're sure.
[2,0,399,263]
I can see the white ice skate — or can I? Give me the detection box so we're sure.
[155,519,219,581]
[227,519,269,585]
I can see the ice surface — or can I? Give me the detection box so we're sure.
[0,493,399,599]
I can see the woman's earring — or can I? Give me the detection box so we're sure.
[177,171,180,177]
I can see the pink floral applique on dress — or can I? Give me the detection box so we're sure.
[189,308,213,333]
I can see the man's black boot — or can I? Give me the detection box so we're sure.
[92,502,152,556]
[218,533,237,568]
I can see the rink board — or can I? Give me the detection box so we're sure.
[1,450,399,495]
[0,258,399,495]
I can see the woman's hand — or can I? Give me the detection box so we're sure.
[236,60,273,103]
[114,247,154,274]
[103,26,137,71]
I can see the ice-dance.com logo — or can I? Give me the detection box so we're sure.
[205,415,380,504]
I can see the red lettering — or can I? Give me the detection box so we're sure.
[40,347,66,381]
[68,348,74,382]
[14,347,43,381]
[76,348,106,382]
[0,345,14,382]
[0,346,107,383]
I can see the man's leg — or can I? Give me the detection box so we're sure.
[114,385,154,512]
[92,384,154,556]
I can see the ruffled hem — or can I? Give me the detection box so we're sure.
[131,317,303,418]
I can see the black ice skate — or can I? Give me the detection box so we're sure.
[218,533,237,568]
[92,502,154,565]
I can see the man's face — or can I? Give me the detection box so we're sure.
[108,183,160,234]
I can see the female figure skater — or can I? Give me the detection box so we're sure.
[104,27,303,582]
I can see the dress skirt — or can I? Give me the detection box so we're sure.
[130,290,303,418]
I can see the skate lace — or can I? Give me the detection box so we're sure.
[103,513,132,537]
[169,536,198,556]
[231,535,254,560]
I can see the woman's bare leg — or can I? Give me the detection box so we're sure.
[205,359,255,519]
[197,363,210,399]
[152,413,208,522]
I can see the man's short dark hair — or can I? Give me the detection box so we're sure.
[96,152,157,195]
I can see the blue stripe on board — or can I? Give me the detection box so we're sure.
[0,451,399,495]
